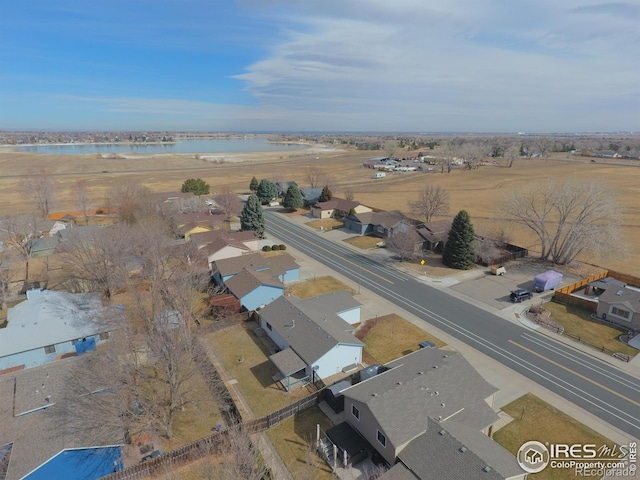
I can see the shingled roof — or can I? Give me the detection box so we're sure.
[341,348,498,450]
[225,269,284,298]
[213,252,298,278]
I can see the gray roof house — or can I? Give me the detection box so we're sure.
[338,348,521,478]
[212,252,299,284]
[259,292,363,391]
[344,210,405,237]
[596,285,640,330]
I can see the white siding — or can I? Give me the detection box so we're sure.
[337,307,361,326]
[312,343,362,380]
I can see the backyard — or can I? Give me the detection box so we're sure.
[544,302,638,358]
[356,313,446,364]
[266,406,335,480]
[205,323,310,418]
[494,393,614,480]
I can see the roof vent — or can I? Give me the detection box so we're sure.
[460,447,467,453]
[433,365,438,369]
[372,393,378,396]
[438,430,446,436]
[483,466,492,473]
[435,391,439,396]
[397,382,402,385]
[616,290,624,296]
[441,403,445,407]
[418,371,424,375]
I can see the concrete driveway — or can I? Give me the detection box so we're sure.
[449,261,580,310]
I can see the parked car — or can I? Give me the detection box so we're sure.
[510,289,532,303]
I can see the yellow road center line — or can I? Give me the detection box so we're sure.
[271,220,394,285]
[509,340,640,408]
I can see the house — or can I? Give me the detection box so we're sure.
[311,198,372,219]
[190,230,260,264]
[170,212,228,239]
[344,211,404,237]
[225,268,286,311]
[275,181,299,197]
[0,290,119,373]
[338,348,510,470]
[0,358,125,480]
[212,252,300,310]
[596,285,640,329]
[212,252,299,285]
[413,219,452,253]
[259,292,363,390]
[30,235,61,258]
[300,187,323,207]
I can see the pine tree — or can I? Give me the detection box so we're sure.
[442,210,475,270]
[283,185,304,210]
[319,185,333,202]
[249,176,259,193]
[240,194,265,238]
[181,178,210,196]
[256,179,278,204]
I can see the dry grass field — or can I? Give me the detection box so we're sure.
[1,146,639,274]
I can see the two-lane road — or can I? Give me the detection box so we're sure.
[265,210,640,440]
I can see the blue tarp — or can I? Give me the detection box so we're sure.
[75,337,96,355]
[24,446,123,480]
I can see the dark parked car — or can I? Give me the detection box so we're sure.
[510,289,532,303]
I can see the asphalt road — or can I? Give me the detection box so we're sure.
[264,210,640,441]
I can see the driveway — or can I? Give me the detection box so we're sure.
[449,261,580,310]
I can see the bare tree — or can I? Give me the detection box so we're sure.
[214,187,243,217]
[73,179,90,223]
[0,250,18,310]
[409,185,450,223]
[2,215,44,285]
[383,139,398,160]
[58,224,133,300]
[535,137,554,158]
[305,166,322,188]
[108,180,155,225]
[388,220,417,260]
[502,180,621,264]
[21,168,57,218]
[343,188,355,201]
[320,174,339,195]
[503,142,520,168]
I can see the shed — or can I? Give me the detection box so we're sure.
[533,270,563,293]
[324,380,352,413]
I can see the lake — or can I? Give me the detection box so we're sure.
[13,137,309,155]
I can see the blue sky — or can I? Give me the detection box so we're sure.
[1,1,638,133]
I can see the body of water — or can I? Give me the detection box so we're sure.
[14,137,309,155]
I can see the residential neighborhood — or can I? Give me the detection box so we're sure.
[0,169,639,480]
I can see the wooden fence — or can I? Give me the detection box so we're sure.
[100,389,324,480]
[553,270,640,312]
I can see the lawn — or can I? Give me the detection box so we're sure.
[343,235,382,249]
[494,393,614,480]
[205,324,309,418]
[545,302,638,358]
[287,275,355,298]
[266,406,335,480]
[357,313,446,365]
[306,218,344,230]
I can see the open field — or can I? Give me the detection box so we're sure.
[493,393,614,480]
[1,147,639,273]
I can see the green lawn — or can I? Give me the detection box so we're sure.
[287,275,355,298]
[358,314,446,364]
[206,325,309,418]
[266,406,335,480]
[545,301,638,358]
[494,393,614,480]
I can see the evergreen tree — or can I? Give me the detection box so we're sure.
[283,184,304,210]
[249,176,259,193]
[442,210,475,270]
[256,179,278,204]
[319,185,333,202]
[181,178,210,196]
[240,194,265,238]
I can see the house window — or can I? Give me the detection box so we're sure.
[44,345,56,354]
[351,404,360,420]
[99,332,110,340]
[611,307,631,320]
[266,322,273,331]
[377,430,386,447]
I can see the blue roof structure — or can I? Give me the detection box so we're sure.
[23,446,123,480]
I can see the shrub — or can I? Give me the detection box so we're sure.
[279,244,286,250]
[262,245,272,252]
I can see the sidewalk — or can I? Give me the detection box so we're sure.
[267,210,639,446]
